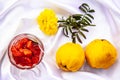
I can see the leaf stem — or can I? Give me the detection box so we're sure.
[58,3,95,43]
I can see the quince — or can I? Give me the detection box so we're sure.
[85,39,117,69]
[56,42,85,72]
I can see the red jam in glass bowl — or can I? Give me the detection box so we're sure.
[8,34,44,69]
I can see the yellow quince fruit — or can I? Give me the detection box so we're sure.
[85,39,117,69]
[56,42,85,72]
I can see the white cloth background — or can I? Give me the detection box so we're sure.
[0,0,120,80]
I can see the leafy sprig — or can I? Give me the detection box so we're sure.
[58,3,95,43]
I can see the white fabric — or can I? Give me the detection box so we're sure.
[0,0,120,80]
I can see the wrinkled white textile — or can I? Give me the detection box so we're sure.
[0,0,120,80]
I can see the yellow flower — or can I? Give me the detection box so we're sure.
[37,9,58,35]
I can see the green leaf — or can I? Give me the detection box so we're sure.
[82,3,89,8]
[72,14,83,20]
[76,34,82,43]
[80,20,88,26]
[84,16,92,23]
[72,14,83,17]
[72,32,76,43]
[89,9,95,13]
[82,3,90,11]
[86,14,94,19]
[83,18,90,25]
[66,27,69,36]
[58,20,66,22]
[79,6,87,13]
[58,3,95,44]
[89,24,96,26]
[81,28,89,32]
[72,37,76,43]
[66,16,71,23]
[82,19,90,25]
[68,26,72,33]
[63,27,69,37]
[78,30,86,39]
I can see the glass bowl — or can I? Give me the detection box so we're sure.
[8,33,44,69]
